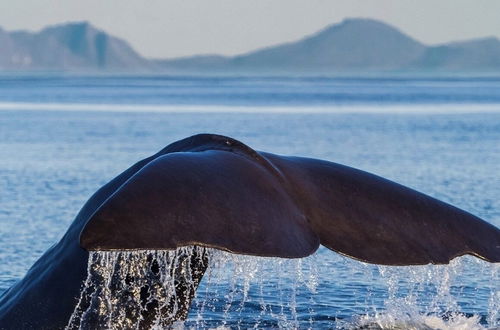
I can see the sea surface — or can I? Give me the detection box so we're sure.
[0,75,499,328]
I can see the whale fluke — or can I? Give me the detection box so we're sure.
[80,134,500,265]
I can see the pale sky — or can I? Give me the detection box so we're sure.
[1,0,499,59]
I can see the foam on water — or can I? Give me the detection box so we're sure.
[342,257,499,329]
[66,247,499,329]
[351,313,486,330]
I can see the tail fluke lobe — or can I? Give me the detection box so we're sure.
[80,144,319,258]
[271,155,500,265]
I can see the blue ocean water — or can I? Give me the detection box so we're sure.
[0,75,499,328]
[1,75,500,106]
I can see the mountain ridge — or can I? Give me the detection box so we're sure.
[1,18,500,74]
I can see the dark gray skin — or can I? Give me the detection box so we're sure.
[1,134,499,329]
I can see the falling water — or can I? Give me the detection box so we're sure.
[186,248,319,329]
[66,247,209,329]
[66,247,499,329]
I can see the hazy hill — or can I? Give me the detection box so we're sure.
[0,22,150,71]
[2,18,500,73]
[228,18,426,73]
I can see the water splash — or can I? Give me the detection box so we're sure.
[187,248,319,329]
[339,256,499,329]
[351,313,487,330]
[66,247,498,329]
[66,247,208,329]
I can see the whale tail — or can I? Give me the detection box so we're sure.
[80,134,500,265]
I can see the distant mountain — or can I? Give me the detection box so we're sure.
[230,18,426,73]
[0,22,150,71]
[2,19,500,73]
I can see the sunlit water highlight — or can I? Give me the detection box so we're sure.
[65,247,499,329]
